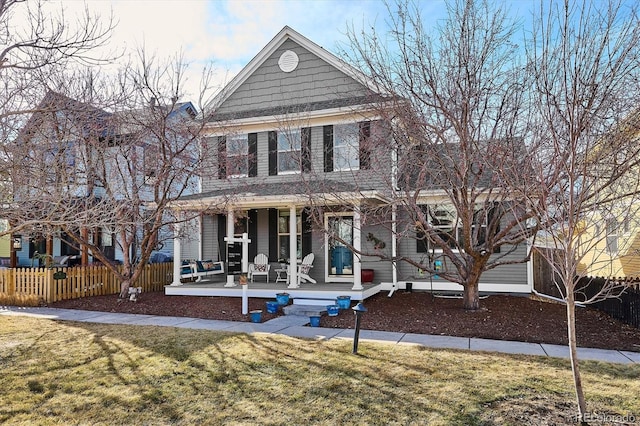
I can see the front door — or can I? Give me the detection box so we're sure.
[327,215,353,278]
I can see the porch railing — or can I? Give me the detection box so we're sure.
[0,262,173,303]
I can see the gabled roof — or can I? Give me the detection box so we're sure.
[16,91,114,143]
[204,25,388,116]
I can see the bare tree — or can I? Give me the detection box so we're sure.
[525,0,640,420]
[8,50,220,298]
[0,0,116,267]
[322,0,536,310]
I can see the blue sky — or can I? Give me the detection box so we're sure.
[57,0,415,99]
[48,0,544,100]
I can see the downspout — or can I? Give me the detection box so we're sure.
[391,203,398,293]
[390,128,399,296]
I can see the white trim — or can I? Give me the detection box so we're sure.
[324,211,356,283]
[204,26,389,113]
[203,104,387,134]
[387,280,532,294]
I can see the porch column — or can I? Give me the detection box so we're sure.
[352,205,363,290]
[170,219,182,286]
[225,207,236,287]
[287,205,298,288]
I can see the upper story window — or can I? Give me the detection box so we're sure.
[226,134,249,177]
[217,133,257,179]
[268,128,310,176]
[605,217,629,255]
[144,144,158,178]
[277,130,301,174]
[45,141,76,184]
[324,121,371,172]
[333,123,360,170]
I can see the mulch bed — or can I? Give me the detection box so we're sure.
[48,290,640,352]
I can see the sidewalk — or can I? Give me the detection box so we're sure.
[2,306,639,365]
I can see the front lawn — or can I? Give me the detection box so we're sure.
[0,316,638,425]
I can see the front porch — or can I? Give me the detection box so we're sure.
[165,278,384,302]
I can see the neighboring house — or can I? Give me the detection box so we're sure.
[532,111,640,282]
[168,26,532,296]
[10,91,198,267]
[571,199,640,279]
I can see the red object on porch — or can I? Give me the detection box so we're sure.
[361,269,374,283]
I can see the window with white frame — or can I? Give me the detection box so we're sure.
[428,205,459,249]
[226,134,249,177]
[278,130,301,173]
[333,123,360,170]
[605,217,630,254]
[45,141,76,184]
[278,210,301,261]
[418,204,499,252]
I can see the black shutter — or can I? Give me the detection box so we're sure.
[248,133,258,177]
[248,209,258,260]
[268,131,277,176]
[323,125,333,172]
[217,136,227,179]
[217,214,227,262]
[416,205,429,253]
[268,208,278,262]
[490,203,501,254]
[416,229,429,253]
[301,127,311,172]
[359,121,371,170]
[302,208,312,257]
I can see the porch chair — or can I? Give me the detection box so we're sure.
[249,253,271,282]
[297,253,317,285]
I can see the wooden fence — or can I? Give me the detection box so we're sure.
[0,263,173,303]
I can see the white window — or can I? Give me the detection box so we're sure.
[278,130,301,174]
[333,123,359,170]
[428,205,459,249]
[226,134,248,177]
[278,210,301,261]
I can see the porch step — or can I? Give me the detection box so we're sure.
[283,304,327,317]
[293,298,337,306]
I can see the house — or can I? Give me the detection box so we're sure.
[9,91,199,268]
[167,26,532,300]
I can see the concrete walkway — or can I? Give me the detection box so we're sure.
[1,306,638,365]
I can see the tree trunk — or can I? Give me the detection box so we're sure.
[566,290,588,422]
[463,279,480,310]
[119,279,131,299]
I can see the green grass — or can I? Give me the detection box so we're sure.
[1,316,638,425]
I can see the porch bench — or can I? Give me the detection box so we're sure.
[181,260,224,282]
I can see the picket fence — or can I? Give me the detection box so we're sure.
[0,263,173,303]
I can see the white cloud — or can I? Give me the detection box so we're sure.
[20,1,397,100]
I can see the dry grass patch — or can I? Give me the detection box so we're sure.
[0,316,638,425]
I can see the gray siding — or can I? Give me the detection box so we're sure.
[216,39,371,117]
[394,209,529,286]
[201,122,392,194]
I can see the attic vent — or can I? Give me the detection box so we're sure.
[278,50,299,73]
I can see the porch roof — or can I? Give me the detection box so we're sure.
[172,180,390,211]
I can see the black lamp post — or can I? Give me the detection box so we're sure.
[352,302,367,354]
